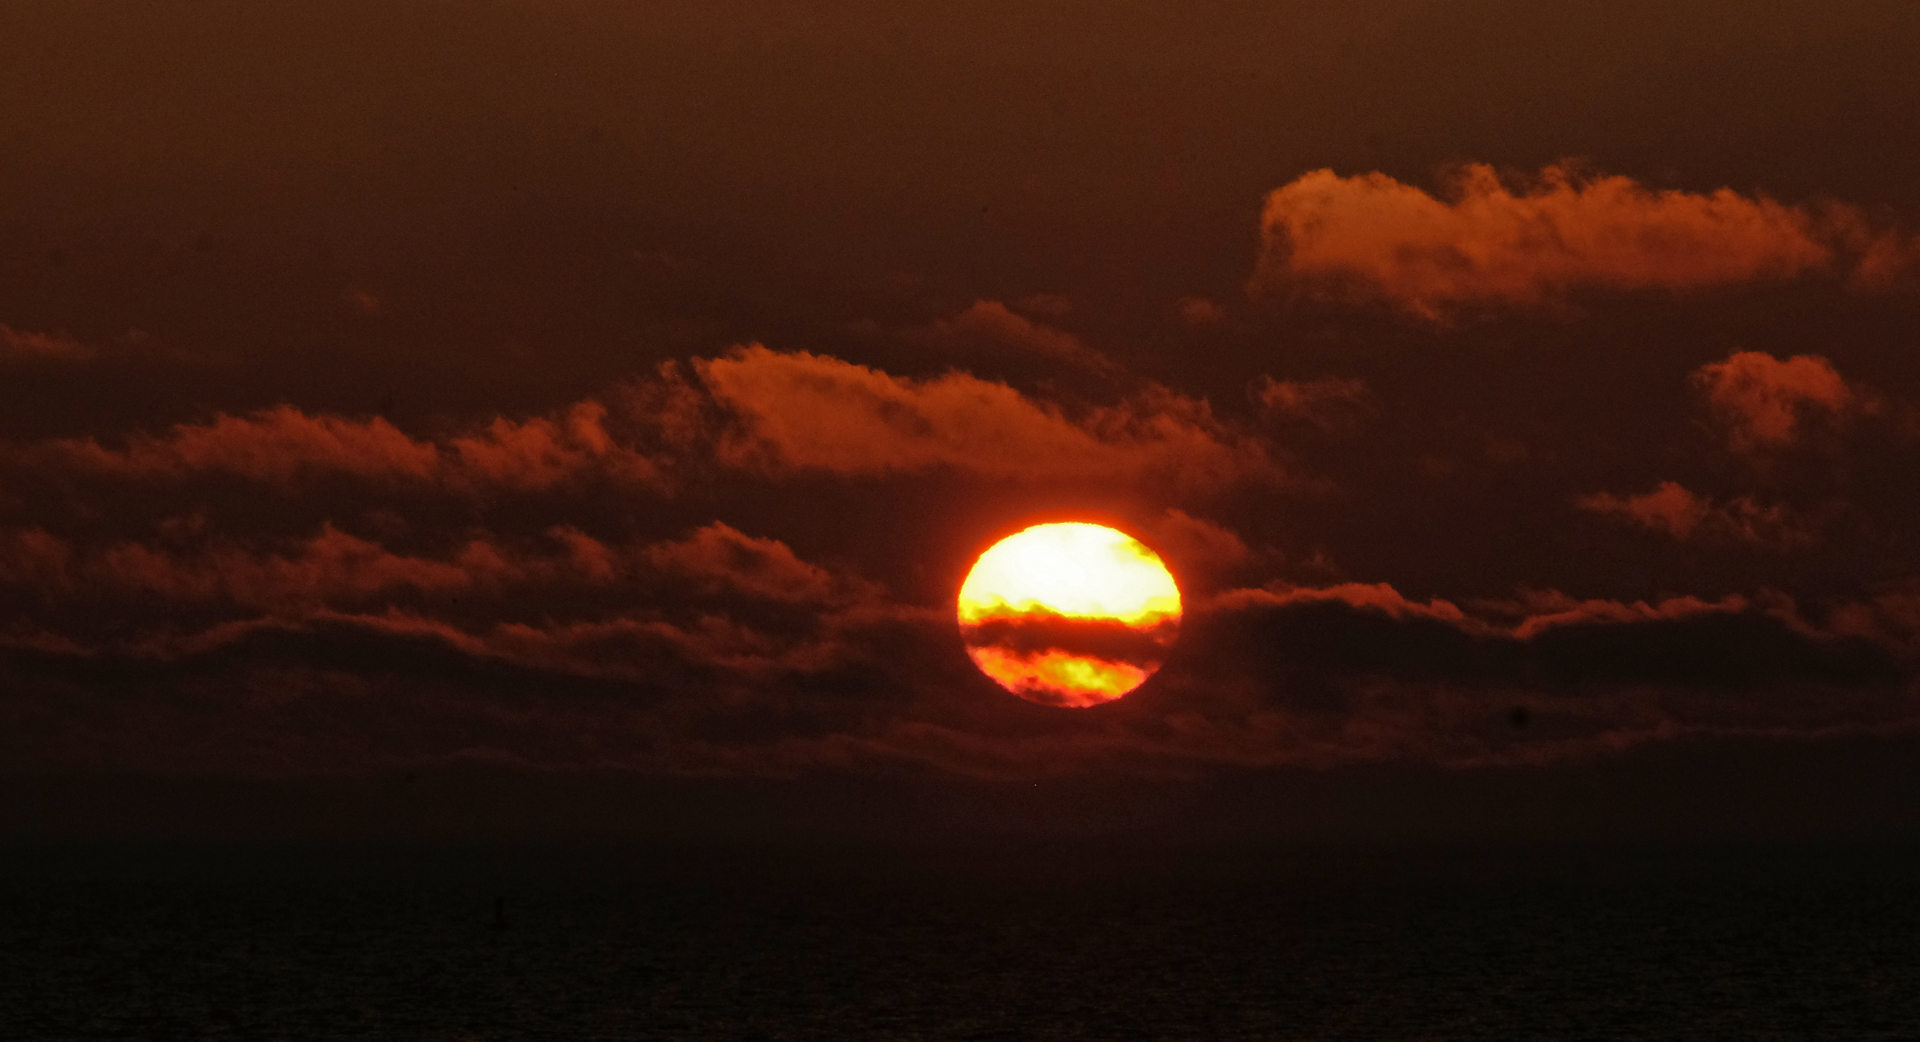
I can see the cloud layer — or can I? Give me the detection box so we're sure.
[5,150,1920,806]
[1251,164,1912,319]
[13,346,1285,497]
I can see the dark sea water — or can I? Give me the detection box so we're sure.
[4,842,1919,1041]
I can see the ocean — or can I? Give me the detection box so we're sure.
[4,842,1917,1040]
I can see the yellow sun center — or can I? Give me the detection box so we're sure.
[957,522,1181,708]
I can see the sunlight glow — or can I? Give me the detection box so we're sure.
[958,522,1181,708]
[958,522,1181,626]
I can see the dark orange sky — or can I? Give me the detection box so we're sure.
[5,0,1920,842]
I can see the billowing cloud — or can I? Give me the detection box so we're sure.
[692,345,1284,488]
[0,325,96,364]
[1250,164,1911,319]
[1691,350,1875,452]
[444,401,660,491]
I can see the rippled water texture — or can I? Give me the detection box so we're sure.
[4,843,1919,1040]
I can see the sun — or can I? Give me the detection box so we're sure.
[957,522,1181,708]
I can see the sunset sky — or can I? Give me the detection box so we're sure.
[6,0,1920,843]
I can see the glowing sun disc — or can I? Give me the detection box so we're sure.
[958,522,1181,708]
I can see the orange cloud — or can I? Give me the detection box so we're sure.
[1,526,498,607]
[36,407,440,484]
[31,400,661,491]
[1493,588,1755,640]
[693,345,1283,488]
[1691,351,1874,452]
[642,522,863,605]
[0,325,96,364]
[1143,509,1251,576]
[1576,481,1812,547]
[446,401,658,490]
[1250,164,1909,319]
[22,348,1284,495]
[0,522,865,614]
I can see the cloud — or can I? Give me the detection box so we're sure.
[445,401,659,491]
[692,345,1285,488]
[1252,375,1371,431]
[1249,164,1912,319]
[1487,588,1756,641]
[1175,296,1227,326]
[0,528,73,591]
[1576,482,1709,538]
[1691,350,1875,452]
[0,521,868,613]
[18,347,1286,496]
[1853,230,1920,290]
[1135,582,1913,770]
[7,573,1910,780]
[1193,581,1892,693]
[1142,509,1252,578]
[33,407,440,484]
[2,526,515,608]
[1212,582,1487,633]
[1829,580,1920,656]
[1575,481,1811,547]
[0,578,949,777]
[909,300,1113,374]
[641,522,869,606]
[27,400,662,492]
[0,325,96,364]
